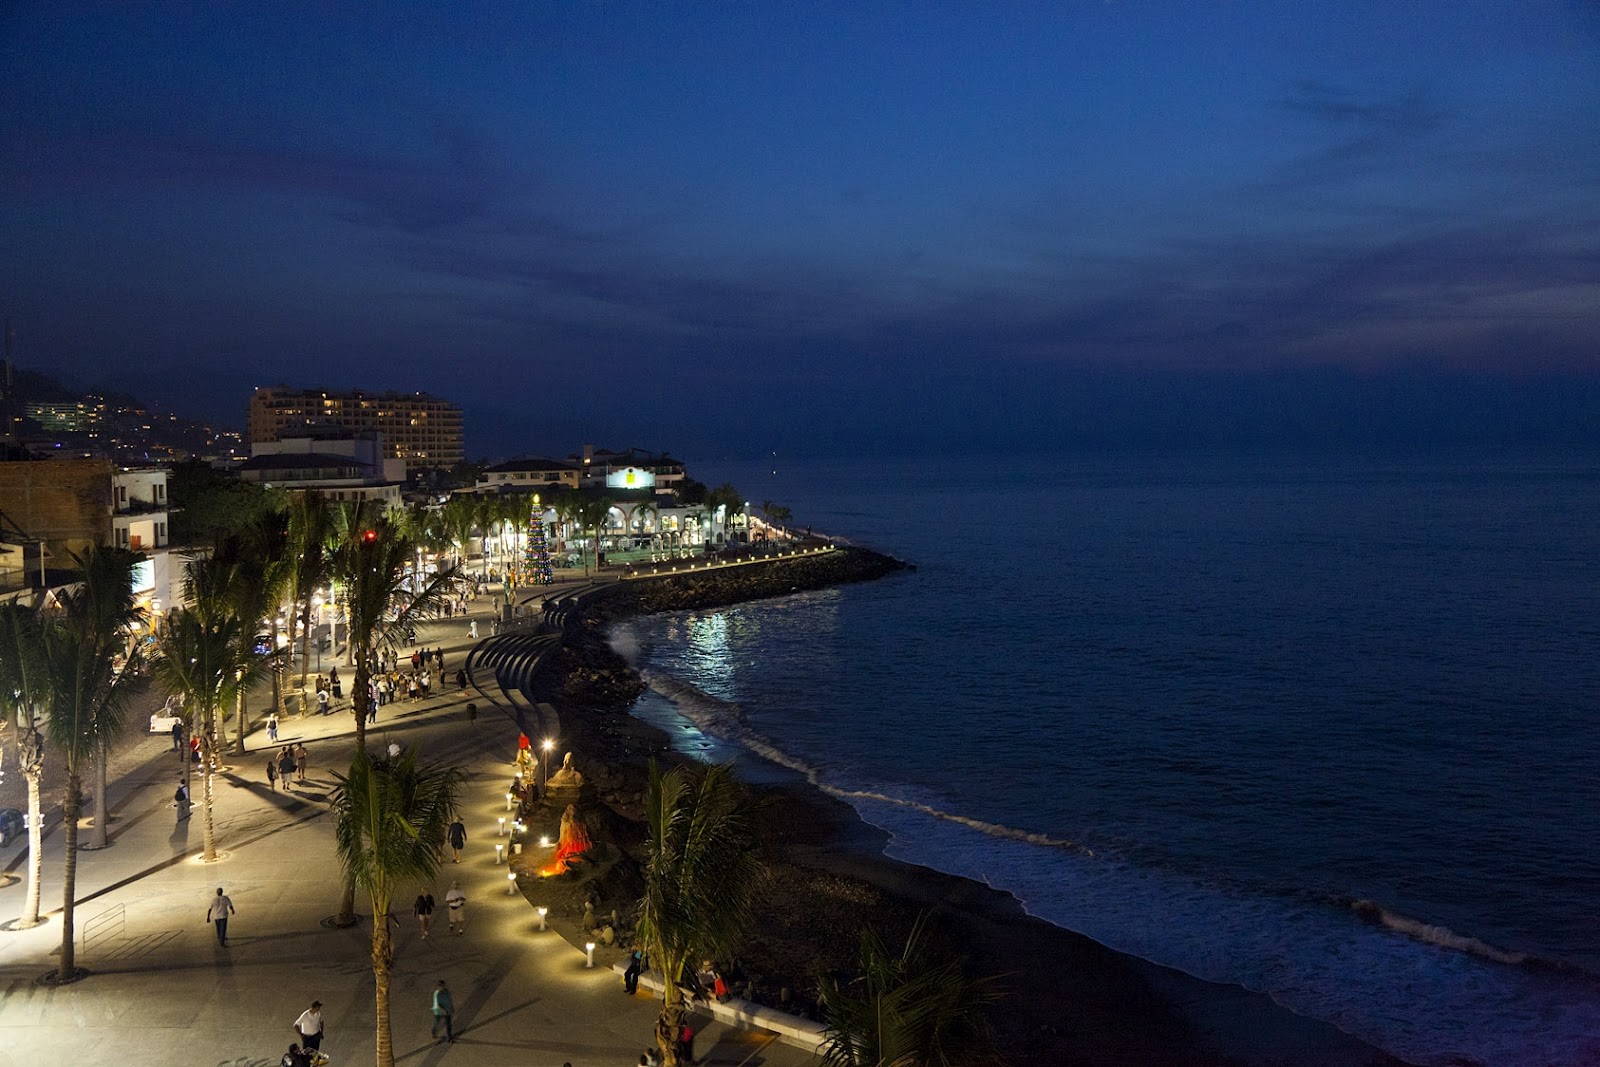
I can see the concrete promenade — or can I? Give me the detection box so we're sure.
[0,579,818,1067]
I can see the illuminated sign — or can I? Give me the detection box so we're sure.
[605,466,656,490]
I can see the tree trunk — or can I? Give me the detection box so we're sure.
[234,686,247,755]
[335,876,358,927]
[373,898,395,1067]
[20,760,43,927]
[56,770,82,981]
[200,720,217,863]
[352,644,370,751]
[87,748,109,849]
[656,987,687,1067]
[298,598,313,691]
[272,617,287,718]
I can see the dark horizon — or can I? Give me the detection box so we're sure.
[4,4,1597,461]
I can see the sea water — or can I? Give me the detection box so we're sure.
[610,451,1600,1067]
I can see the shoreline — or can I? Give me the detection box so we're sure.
[529,547,1411,1066]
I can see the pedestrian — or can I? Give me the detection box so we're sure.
[316,688,330,716]
[678,1022,695,1064]
[468,619,478,639]
[431,979,455,1042]
[445,880,466,934]
[295,742,308,783]
[329,666,342,699]
[266,756,278,791]
[623,945,644,994]
[206,886,236,946]
[455,668,467,691]
[293,1001,325,1051]
[387,740,401,760]
[170,719,183,751]
[447,818,466,862]
[174,780,191,822]
[367,687,378,724]
[278,747,297,789]
[266,712,279,743]
[435,648,444,670]
[414,892,435,939]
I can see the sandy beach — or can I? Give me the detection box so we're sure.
[520,546,1412,1067]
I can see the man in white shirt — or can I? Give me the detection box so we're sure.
[445,882,466,935]
[206,886,235,946]
[293,1001,325,1051]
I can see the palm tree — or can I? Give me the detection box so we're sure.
[39,546,144,982]
[574,495,615,576]
[438,495,479,570]
[329,512,458,927]
[150,556,273,863]
[331,746,462,1067]
[705,484,744,546]
[286,492,334,692]
[635,761,766,1066]
[0,603,49,928]
[211,510,293,752]
[818,915,1001,1067]
[333,511,459,752]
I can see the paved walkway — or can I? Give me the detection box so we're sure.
[0,577,818,1067]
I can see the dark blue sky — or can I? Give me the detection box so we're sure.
[3,3,1598,460]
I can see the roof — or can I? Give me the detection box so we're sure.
[238,452,364,471]
[485,457,578,473]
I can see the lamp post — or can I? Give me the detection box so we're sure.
[584,941,596,968]
[540,738,554,795]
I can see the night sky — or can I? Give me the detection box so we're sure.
[4,3,1598,460]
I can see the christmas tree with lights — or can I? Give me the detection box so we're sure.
[524,499,555,585]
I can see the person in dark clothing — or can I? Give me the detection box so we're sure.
[623,947,644,994]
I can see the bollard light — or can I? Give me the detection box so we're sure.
[498,817,506,836]
[495,843,504,864]
[539,834,551,848]
[585,941,596,968]
[536,906,548,930]
[508,871,518,895]
[506,791,514,811]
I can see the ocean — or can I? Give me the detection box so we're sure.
[607,451,1600,1067]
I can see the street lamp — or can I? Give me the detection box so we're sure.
[540,738,554,794]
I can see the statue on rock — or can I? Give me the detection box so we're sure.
[542,750,596,811]
[540,804,593,876]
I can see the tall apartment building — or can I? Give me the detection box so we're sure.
[247,387,464,470]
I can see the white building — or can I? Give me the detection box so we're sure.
[237,432,405,508]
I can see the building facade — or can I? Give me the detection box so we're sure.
[247,387,464,470]
[238,432,405,508]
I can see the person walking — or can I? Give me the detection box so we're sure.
[329,666,342,699]
[316,688,330,716]
[174,780,191,822]
[447,817,466,862]
[266,712,279,743]
[266,756,278,791]
[444,881,466,934]
[170,719,183,752]
[294,742,308,783]
[414,892,435,939]
[455,667,467,691]
[467,619,478,639]
[293,1001,325,1051]
[206,886,236,946]
[278,747,297,790]
[419,669,431,700]
[430,979,455,1042]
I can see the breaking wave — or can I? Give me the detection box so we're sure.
[641,669,1094,856]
